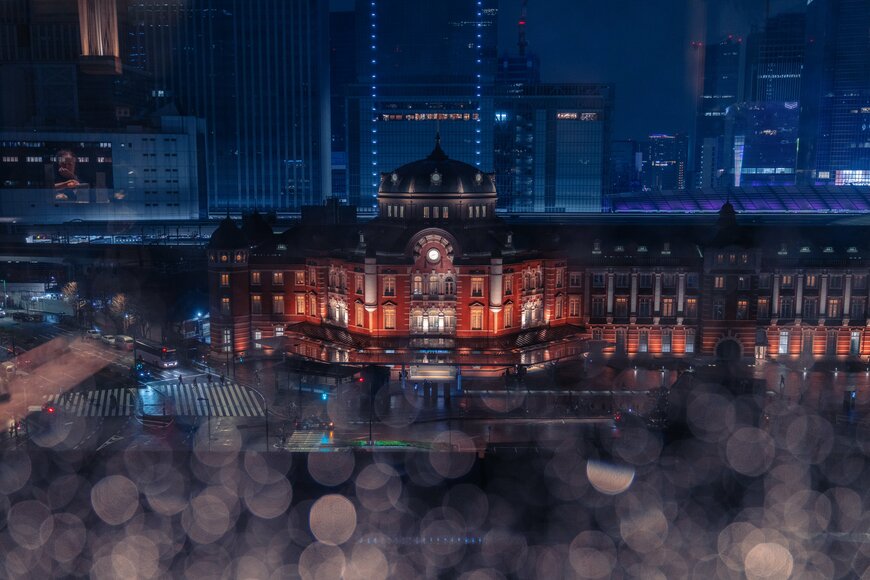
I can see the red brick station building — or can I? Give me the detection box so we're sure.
[208,139,870,382]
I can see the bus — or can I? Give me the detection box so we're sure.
[135,339,178,369]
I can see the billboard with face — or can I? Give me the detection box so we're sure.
[0,141,114,202]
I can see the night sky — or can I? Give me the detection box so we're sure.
[497,0,806,140]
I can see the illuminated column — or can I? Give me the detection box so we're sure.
[629,272,638,323]
[795,274,804,321]
[78,0,119,57]
[819,274,828,322]
[772,274,780,320]
[843,274,853,325]
[653,273,662,324]
[364,256,377,315]
[606,272,615,324]
[489,255,503,313]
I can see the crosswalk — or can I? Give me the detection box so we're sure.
[46,381,265,418]
[282,430,330,451]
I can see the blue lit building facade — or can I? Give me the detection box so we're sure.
[345,0,498,211]
[124,0,331,213]
[727,102,800,186]
[493,84,612,213]
[798,0,870,186]
[641,134,688,192]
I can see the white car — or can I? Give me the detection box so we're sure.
[86,329,101,340]
[101,335,116,346]
[0,310,6,318]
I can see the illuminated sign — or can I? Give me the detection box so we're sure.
[556,112,599,121]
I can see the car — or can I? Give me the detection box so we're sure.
[131,361,153,382]
[114,335,134,350]
[86,329,101,340]
[101,334,116,346]
[294,415,335,431]
[0,310,6,318]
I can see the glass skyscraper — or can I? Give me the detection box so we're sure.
[493,84,612,213]
[125,0,331,212]
[798,0,870,185]
[345,0,498,211]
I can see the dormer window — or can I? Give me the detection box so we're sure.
[800,246,810,253]
[778,244,788,255]
[848,247,858,253]
[592,240,601,254]
[614,245,624,252]
[638,246,647,253]
[823,246,834,253]
[662,242,671,255]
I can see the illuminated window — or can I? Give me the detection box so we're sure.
[471,277,484,297]
[757,298,769,319]
[778,331,789,354]
[383,276,395,296]
[685,329,695,353]
[805,274,817,288]
[355,275,363,294]
[569,299,580,317]
[251,295,262,314]
[714,276,725,289]
[295,271,305,285]
[423,207,430,219]
[470,307,484,330]
[220,273,230,287]
[308,267,316,286]
[296,295,306,315]
[442,206,448,219]
[469,206,474,219]
[272,295,284,315]
[309,295,317,317]
[736,299,748,320]
[737,276,749,290]
[275,326,284,337]
[638,330,649,353]
[221,297,230,315]
[384,305,396,329]
[504,303,513,328]
[253,330,262,349]
[504,277,512,295]
[413,275,423,296]
[685,297,698,318]
[555,295,564,319]
[355,302,364,327]
[828,298,841,318]
[272,272,284,286]
[851,331,861,356]
[661,298,675,317]
[445,277,455,295]
[781,275,793,288]
[662,330,672,353]
[222,329,231,353]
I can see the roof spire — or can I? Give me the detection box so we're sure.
[428,131,448,161]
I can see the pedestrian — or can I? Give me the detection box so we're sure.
[779,374,785,396]
[220,373,225,386]
[207,373,212,385]
[193,376,198,388]
[109,393,118,413]
[178,375,184,386]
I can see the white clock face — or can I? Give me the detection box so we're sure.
[427,248,441,263]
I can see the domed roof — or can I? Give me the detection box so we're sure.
[378,134,495,197]
[241,210,273,246]
[208,216,249,249]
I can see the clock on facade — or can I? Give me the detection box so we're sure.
[427,248,441,263]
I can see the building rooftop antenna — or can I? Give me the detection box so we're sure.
[518,0,529,57]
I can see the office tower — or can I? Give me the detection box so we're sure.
[330,10,356,200]
[609,139,642,194]
[694,36,742,189]
[744,12,805,103]
[493,84,613,213]
[124,0,331,212]
[727,102,800,186]
[641,134,688,191]
[496,0,540,91]
[346,0,498,211]
[798,0,870,185]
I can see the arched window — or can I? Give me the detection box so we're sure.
[413,275,423,296]
[411,309,423,332]
[429,273,439,295]
[555,295,564,319]
[445,277,455,295]
[504,302,513,329]
[384,305,396,330]
[355,302,364,327]
[535,269,543,289]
